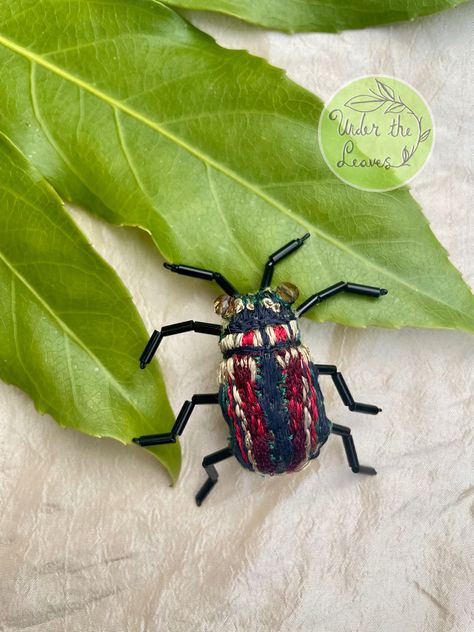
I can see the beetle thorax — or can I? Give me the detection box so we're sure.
[217,289,301,354]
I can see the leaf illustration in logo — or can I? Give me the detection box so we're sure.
[376,80,395,100]
[385,102,406,114]
[419,129,431,142]
[402,146,410,163]
[344,95,385,112]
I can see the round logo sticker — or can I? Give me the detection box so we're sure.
[318,76,434,192]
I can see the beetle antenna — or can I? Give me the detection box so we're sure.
[260,233,310,289]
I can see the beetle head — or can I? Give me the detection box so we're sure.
[215,283,299,331]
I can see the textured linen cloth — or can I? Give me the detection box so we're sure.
[0,4,473,631]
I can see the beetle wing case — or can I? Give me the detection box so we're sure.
[218,345,332,475]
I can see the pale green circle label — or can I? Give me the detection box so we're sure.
[318,76,434,191]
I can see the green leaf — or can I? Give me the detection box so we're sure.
[0,134,181,484]
[165,0,469,33]
[0,0,473,332]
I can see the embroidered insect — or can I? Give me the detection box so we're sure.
[133,234,387,506]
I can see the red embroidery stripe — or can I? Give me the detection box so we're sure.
[281,351,307,471]
[242,331,254,346]
[274,325,287,342]
[233,358,274,473]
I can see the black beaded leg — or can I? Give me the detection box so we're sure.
[331,423,377,475]
[296,281,388,317]
[132,394,219,446]
[195,447,233,506]
[163,262,238,296]
[260,233,310,289]
[140,321,221,368]
[314,364,381,415]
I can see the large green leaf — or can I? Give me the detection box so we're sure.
[166,0,468,32]
[0,134,181,483]
[0,0,472,332]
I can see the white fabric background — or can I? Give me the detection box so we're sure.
[1,4,473,631]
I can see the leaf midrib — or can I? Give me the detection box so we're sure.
[0,246,146,427]
[0,31,470,322]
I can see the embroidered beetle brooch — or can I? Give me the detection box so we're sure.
[133,234,387,506]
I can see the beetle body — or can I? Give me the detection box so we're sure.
[134,233,385,505]
[216,287,332,475]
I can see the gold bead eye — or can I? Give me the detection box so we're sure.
[275,282,299,304]
[214,295,235,318]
